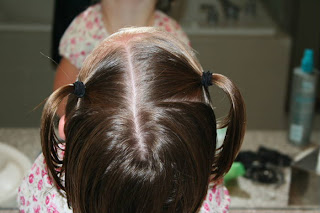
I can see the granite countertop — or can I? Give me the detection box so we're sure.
[229,131,319,209]
[0,128,41,162]
[0,128,319,213]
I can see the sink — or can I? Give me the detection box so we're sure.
[0,142,31,207]
[289,147,320,206]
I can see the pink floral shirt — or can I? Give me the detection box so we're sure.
[59,3,191,69]
[18,153,230,213]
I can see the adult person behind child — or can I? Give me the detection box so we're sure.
[53,0,189,115]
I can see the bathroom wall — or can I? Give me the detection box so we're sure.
[0,0,55,127]
[0,0,53,24]
[190,34,291,130]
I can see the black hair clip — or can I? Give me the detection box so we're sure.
[201,71,213,87]
[73,81,86,98]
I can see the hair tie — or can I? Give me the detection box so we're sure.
[73,81,86,98]
[201,71,213,87]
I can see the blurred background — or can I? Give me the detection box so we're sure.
[0,0,319,130]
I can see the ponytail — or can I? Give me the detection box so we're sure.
[210,73,246,180]
[40,84,74,190]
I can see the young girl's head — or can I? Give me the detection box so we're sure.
[42,27,246,213]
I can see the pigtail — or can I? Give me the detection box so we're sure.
[210,73,246,180]
[40,85,74,190]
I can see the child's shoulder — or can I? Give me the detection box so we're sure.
[154,10,180,30]
[65,3,104,33]
[18,152,71,212]
[76,3,101,22]
[154,10,190,46]
[200,183,231,213]
[59,3,107,69]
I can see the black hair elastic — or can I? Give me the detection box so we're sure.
[201,71,213,87]
[73,81,86,98]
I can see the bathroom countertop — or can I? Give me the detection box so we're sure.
[229,130,320,209]
[0,128,41,162]
[0,128,319,212]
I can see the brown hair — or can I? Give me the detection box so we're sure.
[41,27,246,213]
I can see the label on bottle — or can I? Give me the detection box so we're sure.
[302,81,315,93]
[289,124,303,142]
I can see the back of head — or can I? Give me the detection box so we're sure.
[41,27,246,213]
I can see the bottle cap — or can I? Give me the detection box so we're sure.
[301,49,314,73]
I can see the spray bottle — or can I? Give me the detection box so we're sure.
[289,49,319,145]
